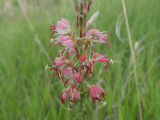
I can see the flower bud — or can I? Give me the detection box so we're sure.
[85,11,99,32]
[73,0,81,26]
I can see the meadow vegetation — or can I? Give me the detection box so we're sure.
[0,0,160,119]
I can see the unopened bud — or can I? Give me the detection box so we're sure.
[79,15,84,37]
[73,0,81,26]
[85,11,99,32]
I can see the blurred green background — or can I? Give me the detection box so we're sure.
[0,0,160,120]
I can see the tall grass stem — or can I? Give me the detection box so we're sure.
[121,0,143,120]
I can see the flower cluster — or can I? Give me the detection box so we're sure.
[47,0,112,109]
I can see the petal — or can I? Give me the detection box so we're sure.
[89,61,94,68]
[61,18,71,29]
[57,21,66,30]
[74,90,80,100]
[63,40,74,48]
[69,48,74,55]
[90,89,96,98]
[86,29,95,37]
[56,60,66,66]
[72,72,80,82]
[62,67,72,75]
[57,35,71,42]
[97,57,109,62]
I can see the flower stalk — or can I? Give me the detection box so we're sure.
[47,0,112,118]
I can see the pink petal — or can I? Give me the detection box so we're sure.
[57,21,65,30]
[57,35,71,42]
[90,89,96,98]
[80,55,87,63]
[92,53,102,58]
[63,40,74,48]
[74,89,80,100]
[62,67,72,75]
[97,57,109,62]
[56,60,66,66]
[61,18,71,29]
[89,61,94,68]
[94,85,101,94]
[91,86,99,94]
[69,48,74,55]
[72,72,81,82]
[86,29,102,37]
[86,29,95,37]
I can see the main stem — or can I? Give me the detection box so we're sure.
[80,83,85,120]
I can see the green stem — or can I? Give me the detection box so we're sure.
[80,83,86,120]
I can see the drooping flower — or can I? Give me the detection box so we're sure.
[61,87,72,104]
[89,85,105,102]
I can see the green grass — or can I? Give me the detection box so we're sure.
[0,0,160,120]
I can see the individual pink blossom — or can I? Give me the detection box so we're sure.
[89,85,105,102]
[72,72,82,82]
[61,87,72,104]
[80,55,87,63]
[56,18,71,34]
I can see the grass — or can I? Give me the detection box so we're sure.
[0,0,160,119]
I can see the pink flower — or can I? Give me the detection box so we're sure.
[89,85,105,102]
[85,29,112,46]
[62,67,72,75]
[56,18,71,34]
[61,87,72,104]
[80,55,87,63]
[72,72,82,82]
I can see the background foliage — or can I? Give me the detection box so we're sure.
[0,0,160,119]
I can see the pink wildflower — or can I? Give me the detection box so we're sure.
[61,87,72,104]
[89,85,105,102]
